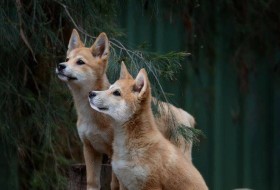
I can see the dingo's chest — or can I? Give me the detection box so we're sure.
[112,134,150,190]
[112,159,149,190]
[77,122,113,155]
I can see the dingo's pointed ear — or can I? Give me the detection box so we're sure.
[67,29,83,54]
[91,32,109,59]
[134,69,150,98]
[120,61,133,79]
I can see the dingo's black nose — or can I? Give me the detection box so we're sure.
[57,63,66,71]
[89,91,97,99]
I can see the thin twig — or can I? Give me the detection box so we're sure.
[16,0,37,62]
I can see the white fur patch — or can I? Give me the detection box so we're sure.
[112,129,149,190]
[78,122,111,154]
[107,101,132,124]
[77,122,92,141]
[112,159,149,190]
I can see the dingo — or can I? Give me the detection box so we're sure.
[88,64,208,190]
[56,29,196,190]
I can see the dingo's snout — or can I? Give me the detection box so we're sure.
[57,63,66,72]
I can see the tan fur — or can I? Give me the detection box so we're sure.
[56,29,196,190]
[89,66,208,190]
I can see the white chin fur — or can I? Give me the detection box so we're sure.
[57,74,69,81]
[89,103,99,112]
[89,101,106,113]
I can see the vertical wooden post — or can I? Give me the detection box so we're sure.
[68,164,87,190]
[100,163,112,190]
[68,155,112,190]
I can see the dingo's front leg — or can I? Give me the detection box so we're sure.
[110,172,120,190]
[83,142,102,190]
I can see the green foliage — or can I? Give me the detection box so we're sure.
[109,41,189,96]
[174,125,205,146]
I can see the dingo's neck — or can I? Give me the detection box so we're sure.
[115,101,158,140]
[68,75,111,123]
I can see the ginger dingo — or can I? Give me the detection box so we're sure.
[88,63,208,190]
[56,29,196,190]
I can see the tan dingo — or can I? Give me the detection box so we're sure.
[88,63,208,190]
[56,29,196,190]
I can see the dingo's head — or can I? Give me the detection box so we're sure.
[88,62,151,124]
[56,29,109,86]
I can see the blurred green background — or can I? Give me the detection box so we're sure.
[1,0,279,189]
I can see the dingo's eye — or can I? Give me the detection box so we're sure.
[65,58,69,62]
[113,90,121,96]
[77,59,85,65]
